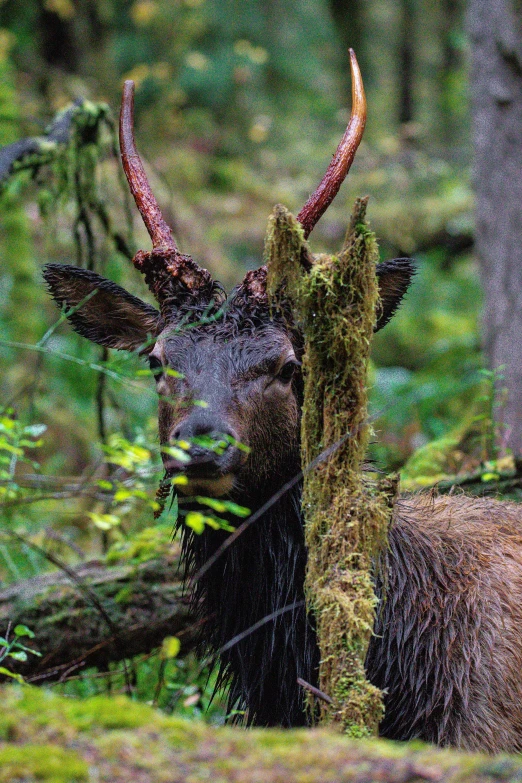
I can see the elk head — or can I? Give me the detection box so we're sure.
[44,51,414,503]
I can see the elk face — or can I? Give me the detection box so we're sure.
[149,324,301,497]
[44,51,414,504]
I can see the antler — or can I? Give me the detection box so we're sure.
[297,49,366,239]
[119,81,216,313]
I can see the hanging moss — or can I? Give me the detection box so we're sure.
[0,99,133,272]
[267,199,392,735]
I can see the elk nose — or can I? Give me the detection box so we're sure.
[169,419,241,476]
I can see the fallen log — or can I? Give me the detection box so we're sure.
[0,544,196,683]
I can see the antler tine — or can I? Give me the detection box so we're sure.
[120,80,176,250]
[297,49,367,240]
[118,81,219,315]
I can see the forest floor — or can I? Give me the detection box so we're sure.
[1,685,522,783]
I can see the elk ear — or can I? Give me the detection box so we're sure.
[375,258,415,331]
[43,264,161,352]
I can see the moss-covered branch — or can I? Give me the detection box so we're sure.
[0,536,195,682]
[0,685,521,783]
[267,200,392,735]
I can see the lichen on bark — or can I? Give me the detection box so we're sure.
[267,198,391,735]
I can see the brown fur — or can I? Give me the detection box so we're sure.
[369,492,522,752]
[43,262,522,749]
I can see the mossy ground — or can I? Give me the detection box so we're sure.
[1,685,522,782]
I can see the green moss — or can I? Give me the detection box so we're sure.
[0,745,88,783]
[61,694,159,731]
[1,685,522,781]
[266,200,392,734]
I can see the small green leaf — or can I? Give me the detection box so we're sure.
[221,501,250,518]
[88,512,121,530]
[185,512,206,534]
[161,636,181,659]
[0,667,25,684]
[171,475,188,486]
[14,625,34,638]
[8,650,27,662]
[481,472,500,482]
[176,440,191,451]
[161,446,191,463]
[196,496,227,513]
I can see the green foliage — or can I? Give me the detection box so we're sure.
[0,411,46,501]
[0,0,506,729]
[0,623,40,684]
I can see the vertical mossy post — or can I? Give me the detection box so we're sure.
[267,198,390,735]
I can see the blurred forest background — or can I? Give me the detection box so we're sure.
[0,0,520,717]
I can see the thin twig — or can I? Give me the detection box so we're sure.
[297,677,333,704]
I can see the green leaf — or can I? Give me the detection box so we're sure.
[161,636,181,659]
[171,475,188,486]
[0,667,25,684]
[221,501,250,517]
[8,650,27,662]
[14,624,34,638]
[161,446,191,463]
[481,472,500,482]
[185,511,206,534]
[88,512,121,530]
[196,496,227,513]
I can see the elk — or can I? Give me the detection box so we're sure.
[43,52,522,753]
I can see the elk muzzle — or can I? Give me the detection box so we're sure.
[166,414,246,496]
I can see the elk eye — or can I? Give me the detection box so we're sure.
[148,356,163,377]
[277,360,299,383]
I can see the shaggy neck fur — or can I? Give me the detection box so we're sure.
[179,481,319,727]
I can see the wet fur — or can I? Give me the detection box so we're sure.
[368,492,522,752]
[179,482,319,727]
[44,261,522,750]
[182,480,522,751]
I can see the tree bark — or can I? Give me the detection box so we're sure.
[399,0,415,124]
[266,201,390,735]
[0,550,196,683]
[468,0,522,456]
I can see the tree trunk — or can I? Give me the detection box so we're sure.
[328,0,366,91]
[266,201,391,735]
[468,0,522,456]
[399,0,415,124]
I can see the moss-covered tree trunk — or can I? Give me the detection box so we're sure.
[267,198,390,735]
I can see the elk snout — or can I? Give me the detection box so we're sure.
[167,415,246,497]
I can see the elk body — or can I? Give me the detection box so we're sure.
[43,53,522,753]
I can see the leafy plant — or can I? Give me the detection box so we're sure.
[0,623,41,684]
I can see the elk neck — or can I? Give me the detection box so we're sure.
[179,474,320,727]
